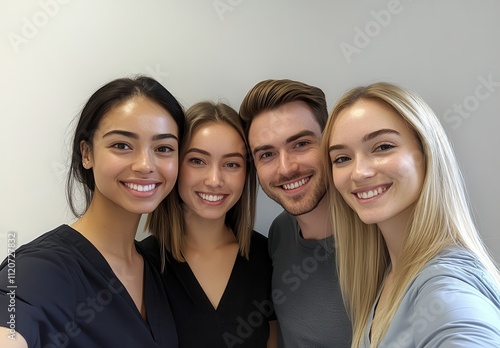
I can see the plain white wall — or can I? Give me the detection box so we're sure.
[1,0,499,262]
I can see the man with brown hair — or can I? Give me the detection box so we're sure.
[240,79,351,347]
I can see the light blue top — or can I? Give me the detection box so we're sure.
[362,247,500,347]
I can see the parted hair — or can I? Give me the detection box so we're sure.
[67,75,184,220]
[149,101,257,262]
[239,79,328,136]
[321,82,500,347]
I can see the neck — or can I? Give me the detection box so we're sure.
[182,209,236,251]
[295,194,331,240]
[71,194,141,261]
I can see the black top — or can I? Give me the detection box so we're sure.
[0,225,177,348]
[141,231,275,348]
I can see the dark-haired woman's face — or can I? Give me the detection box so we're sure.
[81,96,179,215]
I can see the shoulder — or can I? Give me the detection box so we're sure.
[269,210,296,232]
[3,225,82,273]
[250,230,268,248]
[138,235,162,270]
[414,248,498,293]
[0,226,81,323]
[268,210,298,248]
[407,248,500,346]
[248,231,270,260]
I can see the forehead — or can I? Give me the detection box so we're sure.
[331,99,411,140]
[248,101,321,148]
[188,122,246,152]
[98,96,175,132]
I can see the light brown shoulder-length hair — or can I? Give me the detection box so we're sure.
[321,82,500,347]
[148,101,257,263]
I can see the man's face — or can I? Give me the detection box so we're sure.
[248,101,326,216]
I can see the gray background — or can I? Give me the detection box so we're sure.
[1,0,499,262]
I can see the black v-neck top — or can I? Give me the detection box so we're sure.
[141,231,275,348]
[0,225,177,347]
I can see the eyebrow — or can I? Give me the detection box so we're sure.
[102,130,178,142]
[185,148,245,159]
[328,128,400,152]
[252,130,317,156]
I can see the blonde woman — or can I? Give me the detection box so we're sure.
[142,101,277,347]
[322,82,500,347]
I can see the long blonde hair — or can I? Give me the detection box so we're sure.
[321,82,500,347]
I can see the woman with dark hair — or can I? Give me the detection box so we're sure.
[0,76,184,347]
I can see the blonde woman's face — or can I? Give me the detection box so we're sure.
[327,99,425,231]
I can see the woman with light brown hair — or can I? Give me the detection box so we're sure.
[143,101,277,347]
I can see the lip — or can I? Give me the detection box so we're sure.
[196,192,228,206]
[121,180,161,197]
[279,176,311,191]
[351,184,391,201]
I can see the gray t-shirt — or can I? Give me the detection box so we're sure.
[268,210,351,348]
[363,247,500,347]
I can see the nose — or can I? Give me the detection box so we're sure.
[351,155,375,182]
[277,151,299,176]
[133,149,155,174]
[205,165,224,188]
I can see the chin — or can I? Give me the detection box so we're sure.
[356,213,381,225]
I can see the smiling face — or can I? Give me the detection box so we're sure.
[82,96,179,215]
[248,101,326,216]
[178,122,247,223]
[328,99,425,231]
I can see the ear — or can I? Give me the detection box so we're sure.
[80,140,94,169]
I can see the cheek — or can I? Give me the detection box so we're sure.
[396,152,424,183]
[231,171,247,194]
[255,165,271,183]
[332,167,347,190]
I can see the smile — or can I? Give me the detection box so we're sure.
[198,193,226,202]
[355,186,387,199]
[282,177,309,190]
[124,183,157,192]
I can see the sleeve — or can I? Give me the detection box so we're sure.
[412,272,500,348]
[0,247,78,348]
